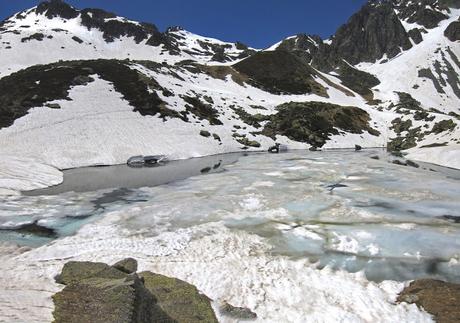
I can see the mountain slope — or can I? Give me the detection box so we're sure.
[0,0,459,194]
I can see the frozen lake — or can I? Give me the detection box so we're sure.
[0,150,459,321]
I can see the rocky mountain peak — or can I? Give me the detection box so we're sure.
[35,0,79,20]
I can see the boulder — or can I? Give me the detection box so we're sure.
[113,258,138,274]
[219,301,257,320]
[398,279,460,323]
[445,20,460,42]
[140,272,218,323]
[52,260,217,323]
[55,261,126,285]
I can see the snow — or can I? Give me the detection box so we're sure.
[0,155,62,195]
[3,150,457,321]
[357,9,460,113]
[406,144,460,169]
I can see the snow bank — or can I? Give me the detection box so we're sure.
[0,155,62,195]
[406,144,460,169]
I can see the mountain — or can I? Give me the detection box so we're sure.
[0,0,459,193]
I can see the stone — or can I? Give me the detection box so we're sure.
[444,20,460,42]
[46,103,61,109]
[55,261,126,285]
[398,279,460,323]
[219,301,257,320]
[199,130,211,137]
[355,144,362,151]
[113,258,138,274]
[140,272,218,323]
[406,160,420,168]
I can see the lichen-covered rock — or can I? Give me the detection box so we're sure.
[140,272,218,323]
[398,279,460,323]
[53,260,222,322]
[55,261,126,285]
[262,101,380,147]
[113,258,138,274]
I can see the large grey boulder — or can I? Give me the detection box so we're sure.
[140,272,218,323]
[52,259,218,323]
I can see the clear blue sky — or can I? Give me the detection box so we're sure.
[1,0,368,48]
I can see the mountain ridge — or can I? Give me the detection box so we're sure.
[0,0,459,194]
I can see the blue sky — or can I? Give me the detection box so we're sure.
[1,0,368,48]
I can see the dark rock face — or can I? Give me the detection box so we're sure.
[53,259,218,323]
[36,0,79,20]
[79,9,159,44]
[262,101,380,147]
[233,51,327,96]
[398,279,460,323]
[327,1,412,65]
[445,20,460,42]
[408,28,423,44]
[395,0,449,29]
[334,61,380,98]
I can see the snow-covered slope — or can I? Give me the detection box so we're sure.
[0,1,252,77]
[0,0,459,195]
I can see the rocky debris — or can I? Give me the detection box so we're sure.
[235,136,261,148]
[391,159,419,168]
[219,301,257,320]
[53,259,218,323]
[355,144,362,151]
[398,279,460,323]
[431,119,457,134]
[113,257,138,274]
[233,51,327,96]
[370,155,380,160]
[181,95,222,125]
[445,20,460,42]
[262,101,380,147]
[21,32,45,42]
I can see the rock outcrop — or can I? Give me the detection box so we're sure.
[445,19,460,42]
[262,101,380,147]
[53,259,218,323]
[398,279,460,323]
